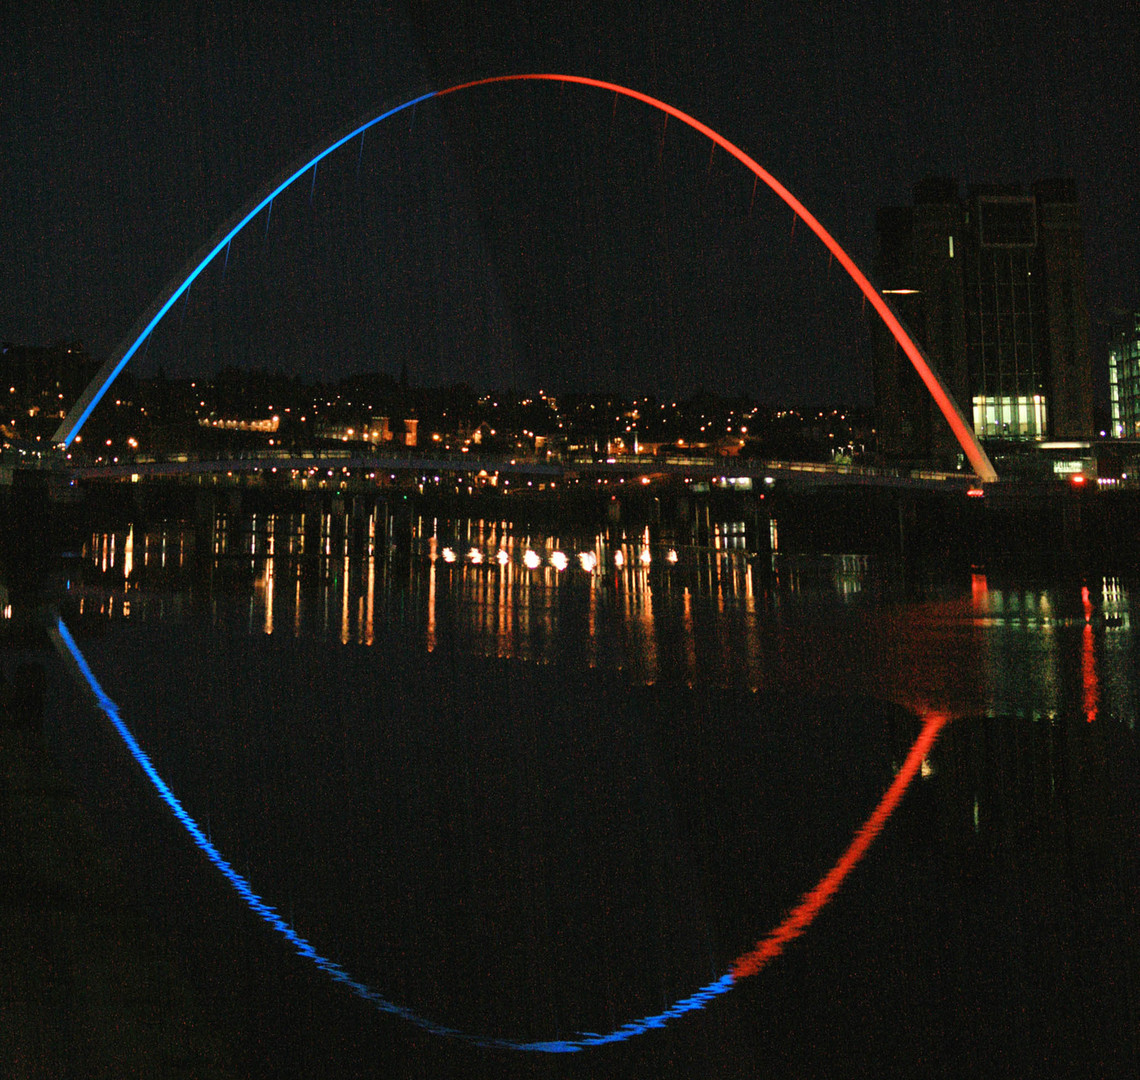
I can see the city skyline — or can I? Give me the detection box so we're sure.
[3,2,1136,410]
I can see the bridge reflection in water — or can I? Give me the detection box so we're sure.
[48,512,1139,1071]
[54,612,951,1051]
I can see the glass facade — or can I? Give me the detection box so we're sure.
[964,197,1050,440]
[1108,313,1140,437]
[972,394,1047,438]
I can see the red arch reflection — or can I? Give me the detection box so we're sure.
[732,710,949,979]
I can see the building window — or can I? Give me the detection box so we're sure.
[972,394,1047,439]
[1109,347,1123,437]
[1108,316,1140,438]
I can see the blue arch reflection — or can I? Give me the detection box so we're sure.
[53,617,735,1052]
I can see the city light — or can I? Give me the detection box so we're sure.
[54,76,994,483]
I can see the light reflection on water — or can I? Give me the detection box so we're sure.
[49,513,1140,1069]
[75,514,1139,727]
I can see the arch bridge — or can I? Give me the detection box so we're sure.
[52,75,997,484]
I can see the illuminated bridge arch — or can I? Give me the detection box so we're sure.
[54,74,997,483]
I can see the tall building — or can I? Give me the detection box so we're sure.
[872,178,1093,464]
[1108,311,1140,438]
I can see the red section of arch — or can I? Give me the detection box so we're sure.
[436,75,996,483]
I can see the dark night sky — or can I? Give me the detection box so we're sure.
[2,1,1137,407]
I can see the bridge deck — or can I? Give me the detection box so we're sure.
[50,451,976,491]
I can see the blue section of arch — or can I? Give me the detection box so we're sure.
[58,75,994,481]
[53,617,736,1051]
[59,91,438,449]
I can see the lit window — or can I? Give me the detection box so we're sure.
[972,395,1047,439]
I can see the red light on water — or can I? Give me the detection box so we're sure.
[1081,586,1098,721]
[966,487,985,498]
[731,711,950,980]
[1082,622,1098,722]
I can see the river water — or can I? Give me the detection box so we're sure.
[40,511,1140,1078]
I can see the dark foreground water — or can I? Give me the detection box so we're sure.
[36,515,1140,1078]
